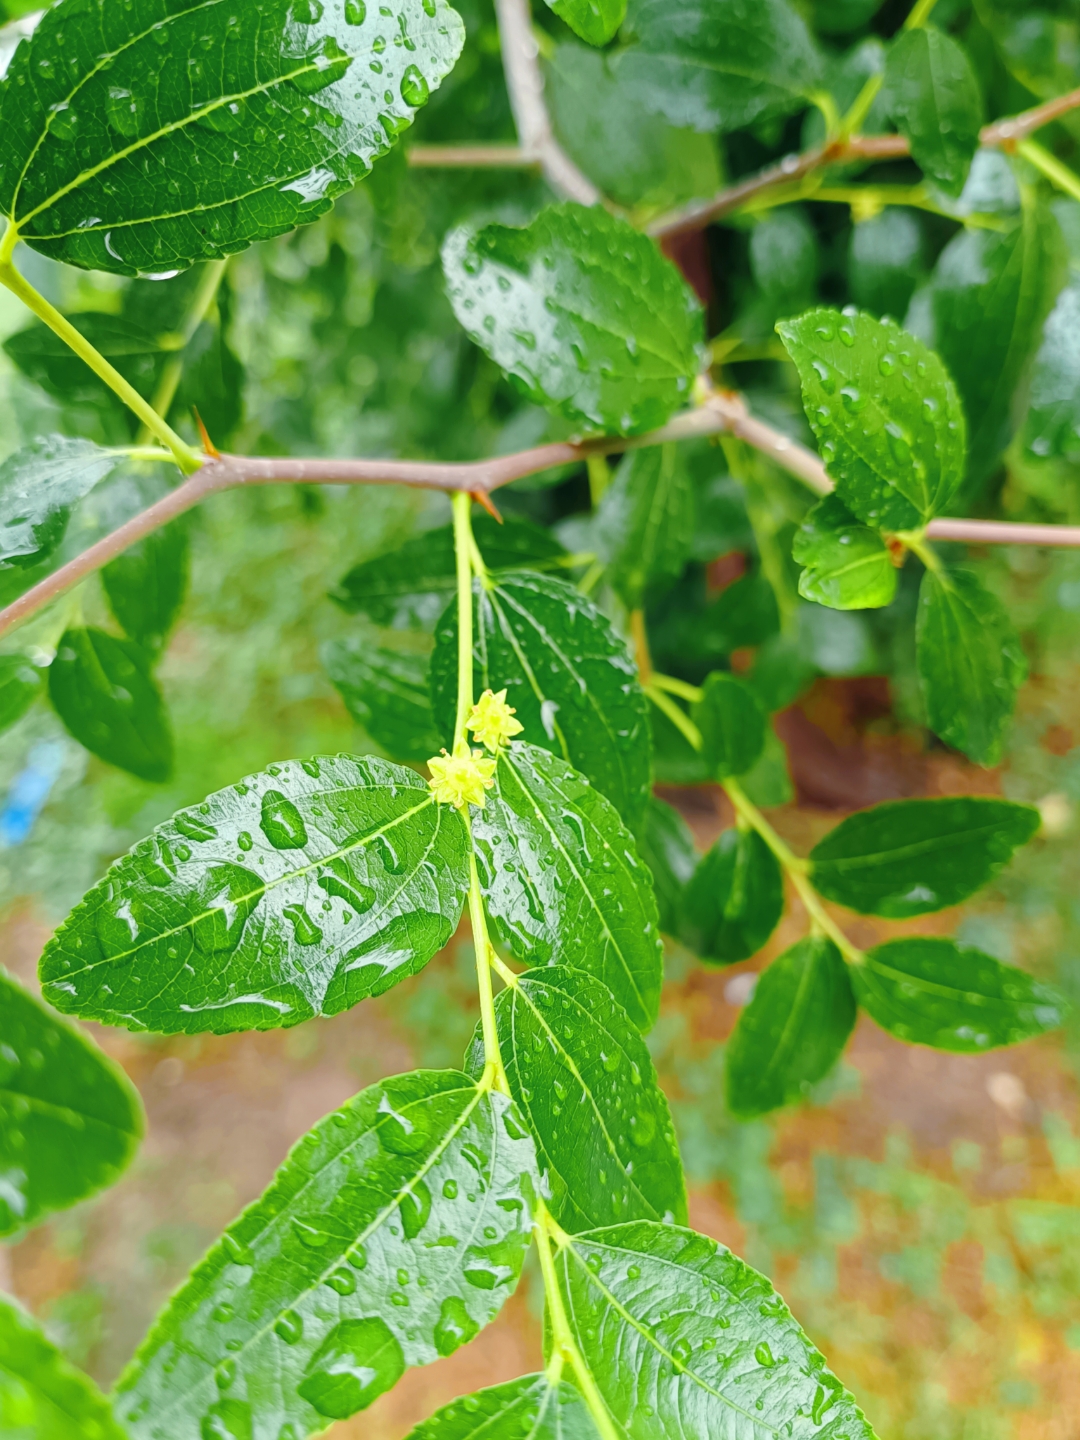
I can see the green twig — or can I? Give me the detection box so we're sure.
[464,838,510,1096]
[905,0,939,26]
[841,73,884,138]
[140,259,228,444]
[452,490,475,749]
[1016,138,1080,204]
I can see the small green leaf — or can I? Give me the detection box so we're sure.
[323,632,441,763]
[0,438,121,569]
[679,828,783,965]
[850,210,924,322]
[553,1222,876,1440]
[725,938,856,1119]
[595,443,695,609]
[101,519,189,654]
[613,0,823,134]
[0,1294,126,1440]
[430,572,652,832]
[810,796,1040,917]
[691,671,767,780]
[472,743,663,1032]
[853,938,1067,1051]
[0,0,465,274]
[545,0,625,47]
[777,308,965,530]
[638,795,697,935]
[331,514,566,630]
[0,653,43,734]
[738,727,794,808]
[173,276,245,445]
[0,969,143,1237]
[469,967,686,1231]
[405,1374,601,1440]
[884,27,983,198]
[916,565,1026,765]
[792,494,898,610]
[1023,279,1080,462]
[39,755,470,1034]
[114,1070,538,1440]
[443,204,702,437]
[48,626,174,783]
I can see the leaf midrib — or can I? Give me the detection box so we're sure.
[814,818,1009,876]
[0,1084,135,1140]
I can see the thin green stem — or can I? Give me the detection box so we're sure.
[452,490,475,749]
[905,0,939,26]
[1017,138,1080,203]
[464,839,510,1096]
[649,672,703,705]
[645,683,703,752]
[900,531,943,575]
[743,182,1007,229]
[809,88,842,140]
[0,225,200,473]
[587,454,610,507]
[841,73,884,136]
[139,259,228,444]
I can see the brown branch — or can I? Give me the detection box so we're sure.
[408,145,538,169]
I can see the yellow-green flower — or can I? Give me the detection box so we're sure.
[427,740,497,809]
[466,688,524,753]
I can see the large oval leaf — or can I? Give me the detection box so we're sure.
[114,1069,538,1440]
[0,1295,126,1440]
[594,443,696,610]
[405,1374,601,1440]
[430,571,652,832]
[469,966,686,1232]
[39,755,470,1034]
[0,970,143,1236]
[471,742,664,1033]
[323,632,441,763]
[0,0,465,274]
[553,1221,877,1440]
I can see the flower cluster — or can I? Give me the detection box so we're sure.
[427,740,497,809]
[466,688,523,752]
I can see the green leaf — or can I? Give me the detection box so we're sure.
[48,626,174,783]
[884,27,983,199]
[552,1221,876,1440]
[0,1294,127,1440]
[749,208,818,312]
[725,938,856,1119]
[1023,278,1080,462]
[809,796,1040,918]
[638,795,697,935]
[852,937,1067,1051]
[39,755,470,1034]
[792,493,898,611]
[471,743,663,1033]
[691,671,767,780]
[777,308,965,531]
[404,1374,601,1440]
[613,0,823,134]
[430,572,652,832]
[101,519,189,654]
[442,204,703,437]
[332,514,567,630]
[916,565,1026,765]
[679,828,783,965]
[850,210,924,322]
[0,438,121,569]
[113,1069,538,1439]
[173,274,245,445]
[0,969,143,1237]
[0,0,465,274]
[4,314,164,416]
[323,632,441,763]
[0,653,43,734]
[738,727,794,808]
[468,967,686,1232]
[594,443,695,609]
[545,0,625,47]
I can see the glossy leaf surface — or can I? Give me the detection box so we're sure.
[916,566,1026,765]
[778,308,965,530]
[0,1295,126,1440]
[48,626,174,782]
[0,437,120,569]
[546,0,625,47]
[594,443,695,609]
[114,1069,538,1440]
[810,796,1040,917]
[725,938,856,1119]
[39,755,470,1034]
[1023,278,1080,462]
[469,966,686,1232]
[792,493,897,610]
[853,938,1067,1051]
[471,743,663,1032]
[101,519,189,653]
[324,633,440,763]
[554,1221,876,1440]
[0,0,465,273]
[0,653,43,734]
[679,828,783,965]
[614,0,823,134]
[405,1374,601,1440]
[638,795,697,936]
[0,969,143,1236]
[430,571,652,831]
[443,204,702,436]
[692,671,767,780]
[884,26,982,198]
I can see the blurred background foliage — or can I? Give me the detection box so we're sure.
[5,0,1080,1435]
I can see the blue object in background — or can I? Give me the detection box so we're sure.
[0,741,66,847]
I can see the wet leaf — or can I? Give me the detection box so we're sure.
[884,26,983,198]
[679,828,783,965]
[638,795,697,936]
[323,632,441,763]
[404,1373,602,1440]
[0,653,43,734]
[39,755,470,1034]
[792,493,897,610]
[0,437,122,569]
[1023,278,1080,462]
[4,314,164,415]
[692,671,768,780]
[545,0,625,47]
[101,519,189,654]
[0,1294,126,1440]
[594,443,695,608]
[114,1069,538,1440]
[0,969,143,1237]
